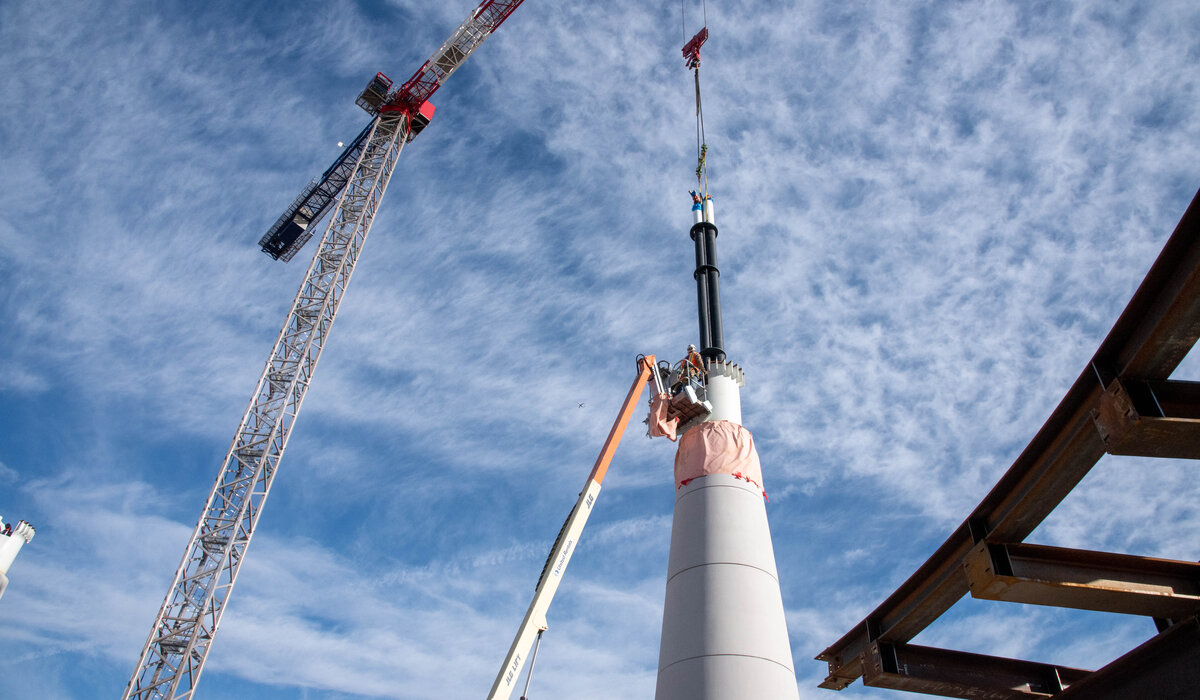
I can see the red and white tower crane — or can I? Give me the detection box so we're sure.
[123,3,525,698]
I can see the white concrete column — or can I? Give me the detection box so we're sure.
[703,365,743,425]
[655,366,799,699]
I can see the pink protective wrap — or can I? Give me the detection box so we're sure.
[648,392,679,441]
[673,420,765,497]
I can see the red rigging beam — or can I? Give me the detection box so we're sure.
[682,27,708,70]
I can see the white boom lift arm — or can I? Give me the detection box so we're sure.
[487,355,660,700]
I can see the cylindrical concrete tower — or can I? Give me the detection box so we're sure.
[0,516,36,602]
[654,204,799,699]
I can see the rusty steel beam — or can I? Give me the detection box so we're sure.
[964,541,1200,619]
[1056,616,1200,700]
[817,187,1200,691]
[861,642,1091,699]
[1091,378,1200,459]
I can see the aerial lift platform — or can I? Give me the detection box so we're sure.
[487,353,717,700]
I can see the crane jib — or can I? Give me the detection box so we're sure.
[390,0,526,109]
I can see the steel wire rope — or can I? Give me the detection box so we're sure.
[695,69,708,195]
[683,0,711,196]
[682,0,709,36]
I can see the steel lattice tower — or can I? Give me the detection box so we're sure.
[123,2,526,695]
[124,112,409,700]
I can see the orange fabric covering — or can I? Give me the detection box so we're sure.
[648,392,678,441]
[673,420,764,495]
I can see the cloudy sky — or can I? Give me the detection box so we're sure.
[2,0,1198,698]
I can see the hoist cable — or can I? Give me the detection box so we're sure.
[696,64,700,194]
[684,0,710,195]
[696,69,700,194]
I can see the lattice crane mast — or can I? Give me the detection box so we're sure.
[123,3,526,698]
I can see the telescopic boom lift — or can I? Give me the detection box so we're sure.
[124,3,526,698]
[488,355,660,700]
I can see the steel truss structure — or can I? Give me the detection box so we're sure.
[817,188,1200,699]
[395,0,523,105]
[257,121,374,261]
[124,112,410,700]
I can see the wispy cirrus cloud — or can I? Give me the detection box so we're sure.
[1,1,1197,698]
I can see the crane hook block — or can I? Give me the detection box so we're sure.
[682,27,708,70]
[356,72,394,115]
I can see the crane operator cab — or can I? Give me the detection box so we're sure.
[356,72,394,114]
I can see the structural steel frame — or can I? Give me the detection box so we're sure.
[817,188,1200,699]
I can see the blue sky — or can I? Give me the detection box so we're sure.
[1,0,1198,698]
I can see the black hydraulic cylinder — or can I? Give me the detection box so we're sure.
[693,228,712,353]
[691,221,725,362]
[703,223,724,359]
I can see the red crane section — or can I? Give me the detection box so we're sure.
[386,0,526,113]
[682,27,708,70]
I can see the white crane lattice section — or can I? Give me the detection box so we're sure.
[124,111,410,700]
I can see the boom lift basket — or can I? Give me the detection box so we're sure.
[666,362,713,430]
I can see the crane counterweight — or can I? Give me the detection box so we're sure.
[258,120,375,261]
[381,98,436,141]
